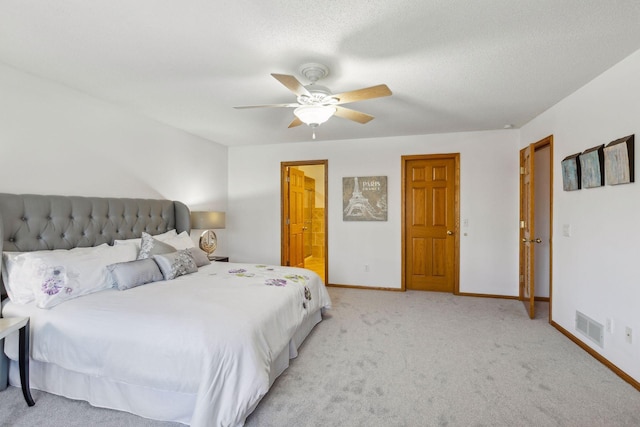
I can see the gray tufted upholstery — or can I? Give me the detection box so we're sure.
[0,193,191,298]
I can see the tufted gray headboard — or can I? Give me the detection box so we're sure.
[0,193,191,298]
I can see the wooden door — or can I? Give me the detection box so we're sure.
[303,177,315,258]
[288,168,305,268]
[403,155,459,292]
[281,160,329,281]
[520,135,553,321]
[520,146,535,318]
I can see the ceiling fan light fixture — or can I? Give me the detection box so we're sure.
[234,64,391,134]
[294,105,336,126]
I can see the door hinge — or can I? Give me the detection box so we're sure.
[520,220,525,229]
[520,166,526,175]
[520,274,524,282]
[286,218,290,225]
[286,176,290,182]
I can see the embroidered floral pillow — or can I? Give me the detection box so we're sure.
[2,245,116,304]
[153,249,198,280]
[24,244,137,308]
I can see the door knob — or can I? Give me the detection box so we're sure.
[447,230,454,235]
[534,238,542,244]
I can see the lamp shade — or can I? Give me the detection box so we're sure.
[190,211,226,229]
[294,105,336,126]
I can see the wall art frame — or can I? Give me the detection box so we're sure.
[561,152,581,191]
[604,134,634,185]
[342,176,388,221]
[579,144,605,189]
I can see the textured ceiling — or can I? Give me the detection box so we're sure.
[2,1,640,146]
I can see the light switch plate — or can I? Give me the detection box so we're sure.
[562,224,572,237]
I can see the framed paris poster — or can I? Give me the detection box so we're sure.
[342,176,388,221]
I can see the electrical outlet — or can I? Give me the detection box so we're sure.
[606,318,613,333]
[625,326,632,344]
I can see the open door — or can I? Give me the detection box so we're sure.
[520,145,536,318]
[520,136,554,320]
[304,177,315,258]
[287,167,305,268]
[281,160,328,282]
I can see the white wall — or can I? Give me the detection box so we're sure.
[0,64,229,253]
[520,49,640,381]
[228,131,520,294]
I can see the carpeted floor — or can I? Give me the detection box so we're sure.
[1,287,639,426]
[246,288,640,426]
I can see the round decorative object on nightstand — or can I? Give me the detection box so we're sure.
[199,230,218,257]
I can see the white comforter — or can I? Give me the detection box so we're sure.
[2,262,331,426]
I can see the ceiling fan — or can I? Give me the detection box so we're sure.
[234,63,392,139]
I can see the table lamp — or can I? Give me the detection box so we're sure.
[190,211,226,259]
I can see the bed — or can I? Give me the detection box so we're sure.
[0,193,331,426]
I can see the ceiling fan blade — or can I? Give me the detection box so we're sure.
[334,106,374,124]
[332,84,392,105]
[288,117,303,128]
[234,103,299,109]
[271,73,311,97]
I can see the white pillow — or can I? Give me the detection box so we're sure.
[3,252,37,304]
[2,244,111,304]
[113,229,178,250]
[11,244,137,309]
[163,231,196,250]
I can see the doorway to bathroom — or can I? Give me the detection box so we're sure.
[281,160,328,284]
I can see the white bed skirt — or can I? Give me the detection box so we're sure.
[8,308,324,425]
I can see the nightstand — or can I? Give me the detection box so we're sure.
[0,317,35,406]
[209,256,229,262]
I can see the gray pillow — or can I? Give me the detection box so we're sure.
[137,232,176,260]
[153,249,198,280]
[188,247,211,267]
[107,259,164,290]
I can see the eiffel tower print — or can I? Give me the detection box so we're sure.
[343,176,387,221]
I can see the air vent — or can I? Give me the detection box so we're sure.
[575,311,604,348]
